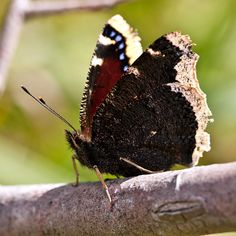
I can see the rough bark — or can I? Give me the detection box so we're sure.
[0,162,236,236]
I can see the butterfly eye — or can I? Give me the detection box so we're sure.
[73,134,80,144]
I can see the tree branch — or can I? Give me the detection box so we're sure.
[25,0,128,18]
[0,0,129,94]
[0,162,236,235]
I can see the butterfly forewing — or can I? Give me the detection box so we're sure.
[80,15,142,140]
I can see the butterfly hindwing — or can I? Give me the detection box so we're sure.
[91,32,212,176]
[80,15,142,139]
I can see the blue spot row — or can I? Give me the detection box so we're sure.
[103,24,129,72]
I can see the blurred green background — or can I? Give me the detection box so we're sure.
[0,0,236,235]
[1,0,236,183]
[0,0,236,223]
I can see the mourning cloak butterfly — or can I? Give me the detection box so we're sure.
[22,15,213,202]
[65,15,212,199]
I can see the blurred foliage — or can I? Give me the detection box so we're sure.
[0,1,236,234]
[0,0,235,199]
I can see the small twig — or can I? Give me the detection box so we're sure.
[25,0,128,18]
[0,0,129,95]
[0,162,236,235]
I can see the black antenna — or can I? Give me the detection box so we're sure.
[21,85,77,133]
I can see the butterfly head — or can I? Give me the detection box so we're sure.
[65,130,83,153]
[65,129,94,168]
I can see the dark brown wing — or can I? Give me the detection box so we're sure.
[80,15,142,140]
[91,32,212,176]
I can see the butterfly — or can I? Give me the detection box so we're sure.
[22,15,212,202]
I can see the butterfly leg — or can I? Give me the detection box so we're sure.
[72,155,79,186]
[120,157,161,174]
[93,165,112,203]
